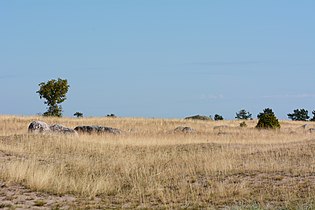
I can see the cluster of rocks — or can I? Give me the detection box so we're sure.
[28,121,197,136]
[74,125,122,135]
[184,115,212,121]
[28,121,122,135]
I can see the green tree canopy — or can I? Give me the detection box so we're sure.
[257,108,275,119]
[287,109,309,121]
[37,78,69,117]
[235,109,252,120]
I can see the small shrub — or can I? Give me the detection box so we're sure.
[107,114,117,118]
[74,112,83,118]
[256,114,280,129]
[34,200,46,207]
[214,114,224,121]
[240,121,247,127]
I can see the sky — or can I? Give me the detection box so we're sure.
[0,1,314,119]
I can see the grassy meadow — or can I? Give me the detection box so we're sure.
[0,115,315,209]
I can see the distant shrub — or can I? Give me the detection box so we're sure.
[256,113,280,129]
[240,121,247,128]
[235,109,252,120]
[184,115,212,121]
[287,109,309,121]
[107,114,117,118]
[74,112,83,118]
[214,114,224,121]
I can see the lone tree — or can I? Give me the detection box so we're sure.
[37,78,69,117]
[287,109,309,121]
[235,109,252,120]
[256,108,280,129]
[214,114,224,121]
[74,112,83,118]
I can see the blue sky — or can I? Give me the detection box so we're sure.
[0,1,314,119]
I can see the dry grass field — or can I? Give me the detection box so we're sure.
[0,115,315,209]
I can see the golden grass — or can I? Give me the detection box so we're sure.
[0,115,315,208]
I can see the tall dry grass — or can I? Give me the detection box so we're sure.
[0,115,315,208]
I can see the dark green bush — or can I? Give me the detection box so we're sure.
[214,114,224,121]
[256,114,280,129]
[257,108,274,119]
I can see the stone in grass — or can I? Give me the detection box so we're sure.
[49,124,78,135]
[174,126,196,133]
[74,125,122,135]
[28,121,50,134]
[184,115,212,121]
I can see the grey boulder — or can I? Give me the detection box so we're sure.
[50,124,78,135]
[28,121,50,134]
[74,125,122,135]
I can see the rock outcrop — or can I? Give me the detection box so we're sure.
[28,121,77,135]
[49,124,78,135]
[184,115,212,121]
[28,121,50,134]
[74,125,122,135]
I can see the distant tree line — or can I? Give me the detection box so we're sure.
[36,79,315,123]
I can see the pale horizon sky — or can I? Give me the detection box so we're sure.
[0,1,314,119]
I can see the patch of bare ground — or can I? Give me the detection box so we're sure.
[0,180,77,209]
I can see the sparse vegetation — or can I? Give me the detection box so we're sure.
[0,116,315,209]
[37,78,69,117]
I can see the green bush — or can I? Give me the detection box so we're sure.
[257,108,274,119]
[214,114,224,121]
[240,121,247,127]
[256,114,280,129]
